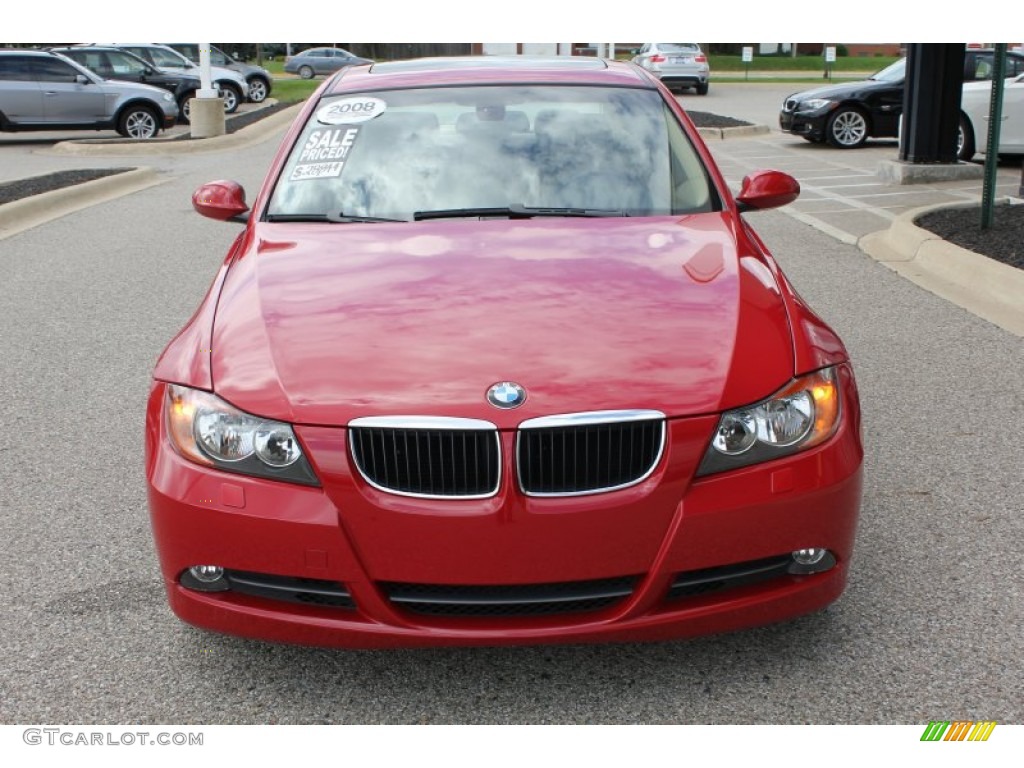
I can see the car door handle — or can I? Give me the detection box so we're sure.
[44,91,60,96]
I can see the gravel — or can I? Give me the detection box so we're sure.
[687,111,753,128]
[915,204,1024,270]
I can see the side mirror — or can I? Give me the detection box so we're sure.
[75,74,90,85]
[192,180,249,222]
[736,170,800,212]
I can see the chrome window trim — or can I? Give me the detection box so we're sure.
[518,409,665,430]
[516,410,666,497]
[348,415,501,500]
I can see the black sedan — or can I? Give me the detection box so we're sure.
[54,46,201,123]
[780,50,1024,148]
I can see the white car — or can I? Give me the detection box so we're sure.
[959,72,1024,160]
[102,44,249,113]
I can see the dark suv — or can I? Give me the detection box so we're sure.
[53,46,201,123]
[166,44,272,103]
[0,49,178,138]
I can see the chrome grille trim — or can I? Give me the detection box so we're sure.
[348,416,501,500]
[516,410,666,497]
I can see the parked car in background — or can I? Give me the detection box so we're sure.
[780,49,1024,148]
[147,56,863,649]
[102,44,248,113]
[959,71,1024,160]
[0,49,177,138]
[631,43,709,95]
[166,44,272,104]
[283,46,371,79]
[53,46,200,123]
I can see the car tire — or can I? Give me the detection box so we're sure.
[117,105,159,139]
[825,106,869,148]
[178,91,195,125]
[219,83,242,114]
[957,113,976,161]
[247,77,269,103]
[696,82,709,95]
[298,65,314,80]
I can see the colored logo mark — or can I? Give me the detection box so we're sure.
[920,721,997,742]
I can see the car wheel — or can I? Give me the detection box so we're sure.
[825,107,869,148]
[117,105,159,139]
[178,91,195,124]
[219,84,242,114]
[696,82,709,95]
[957,113,976,161]
[298,65,314,80]
[247,77,269,103]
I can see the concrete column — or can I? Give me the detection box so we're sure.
[191,43,225,139]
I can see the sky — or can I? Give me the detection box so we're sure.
[5,2,1020,45]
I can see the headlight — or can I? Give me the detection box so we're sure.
[801,98,835,112]
[165,384,319,486]
[697,367,840,476]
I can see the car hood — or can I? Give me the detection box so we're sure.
[211,215,795,427]
[787,78,899,103]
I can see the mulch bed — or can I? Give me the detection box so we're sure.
[0,169,133,206]
[915,204,1024,270]
[687,111,753,129]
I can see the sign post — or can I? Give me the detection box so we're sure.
[824,46,836,82]
[742,46,753,81]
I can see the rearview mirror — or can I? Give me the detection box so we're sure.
[192,180,249,222]
[736,170,800,212]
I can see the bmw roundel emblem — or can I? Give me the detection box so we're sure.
[487,381,526,409]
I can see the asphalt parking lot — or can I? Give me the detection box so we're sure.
[0,83,1022,725]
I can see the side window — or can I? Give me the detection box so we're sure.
[307,49,325,58]
[108,52,145,77]
[971,55,993,80]
[32,59,81,83]
[210,49,229,65]
[1008,57,1024,77]
[176,44,199,62]
[123,47,152,65]
[0,56,35,81]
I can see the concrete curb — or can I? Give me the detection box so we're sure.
[47,103,303,157]
[860,201,1024,337]
[0,167,167,241]
[698,124,770,140]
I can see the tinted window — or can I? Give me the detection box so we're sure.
[148,47,189,68]
[269,85,715,220]
[32,58,81,83]
[0,56,38,81]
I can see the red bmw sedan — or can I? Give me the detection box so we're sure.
[146,56,863,648]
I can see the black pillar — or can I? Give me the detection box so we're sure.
[900,43,966,163]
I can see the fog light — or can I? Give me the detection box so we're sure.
[788,548,836,575]
[190,565,224,582]
[181,565,229,592]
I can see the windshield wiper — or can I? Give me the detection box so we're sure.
[265,212,406,223]
[413,205,629,221]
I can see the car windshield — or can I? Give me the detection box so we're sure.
[267,85,716,221]
[871,59,905,82]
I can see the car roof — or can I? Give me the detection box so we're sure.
[325,56,651,95]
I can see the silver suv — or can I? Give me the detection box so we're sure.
[108,44,249,113]
[0,50,178,138]
[632,43,710,95]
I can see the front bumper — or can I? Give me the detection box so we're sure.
[779,109,829,140]
[146,369,863,648]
